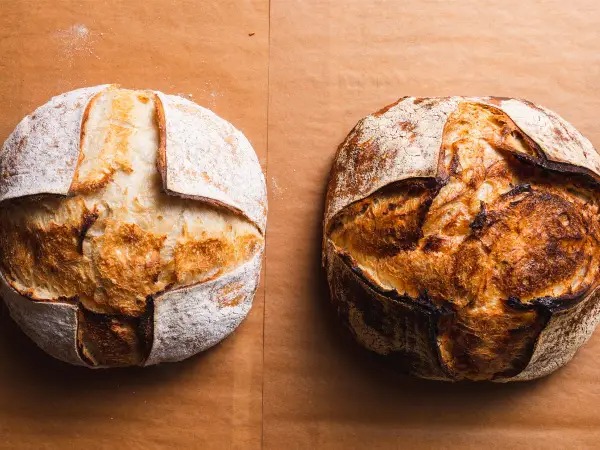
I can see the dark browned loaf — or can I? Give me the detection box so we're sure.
[323,97,600,381]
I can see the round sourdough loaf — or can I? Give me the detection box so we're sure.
[324,97,600,381]
[0,85,266,367]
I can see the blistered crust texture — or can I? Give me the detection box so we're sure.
[0,86,266,367]
[324,97,600,382]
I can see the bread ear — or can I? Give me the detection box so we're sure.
[496,287,600,382]
[324,97,460,228]
[0,85,112,202]
[155,92,267,234]
[324,240,451,380]
[490,98,600,180]
[145,249,263,365]
[0,274,86,366]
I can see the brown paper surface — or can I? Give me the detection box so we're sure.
[265,0,600,448]
[0,1,268,448]
[2,0,600,448]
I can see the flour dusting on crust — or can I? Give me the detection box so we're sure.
[145,249,263,365]
[0,85,110,202]
[156,92,267,233]
[1,274,85,366]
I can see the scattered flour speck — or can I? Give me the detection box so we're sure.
[207,91,223,107]
[271,177,286,197]
[55,24,100,64]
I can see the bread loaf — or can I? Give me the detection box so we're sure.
[0,85,266,367]
[323,97,600,381]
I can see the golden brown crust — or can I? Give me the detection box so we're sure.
[173,233,260,286]
[89,220,167,317]
[326,100,600,381]
[329,181,436,257]
[0,196,96,303]
[154,91,167,186]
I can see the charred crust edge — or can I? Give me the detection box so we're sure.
[77,209,99,254]
[326,245,452,379]
[507,288,592,314]
[501,183,532,198]
[469,201,488,232]
[483,100,600,186]
[76,300,154,367]
[333,247,450,317]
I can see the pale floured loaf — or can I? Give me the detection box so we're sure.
[0,85,267,367]
[323,97,600,382]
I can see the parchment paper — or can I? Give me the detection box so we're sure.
[0,1,268,448]
[265,1,600,448]
[2,0,600,448]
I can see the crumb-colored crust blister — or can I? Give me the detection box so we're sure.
[0,86,266,367]
[324,97,600,381]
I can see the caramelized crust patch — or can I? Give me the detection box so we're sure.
[330,181,435,257]
[173,234,260,286]
[89,220,167,316]
[478,191,589,300]
[0,197,96,303]
[329,102,600,380]
[174,238,233,285]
